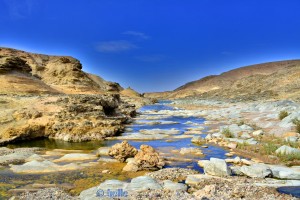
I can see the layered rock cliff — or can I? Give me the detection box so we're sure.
[0,47,122,94]
[0,47,152,145]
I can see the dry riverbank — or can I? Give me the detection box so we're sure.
[171,99,300,165]
[1,100,299,199]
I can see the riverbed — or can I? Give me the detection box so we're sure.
[1,100,291,199]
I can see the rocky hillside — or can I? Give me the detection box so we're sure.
[0,94,137,145]
[146,60,300,100]
[0,47,122,94]
[0,47,154,145]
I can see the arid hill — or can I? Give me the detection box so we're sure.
[146,60,300,101]
[0,47,153,145]
[0,47,123,94]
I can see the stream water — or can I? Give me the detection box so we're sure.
[1,101,298,198]
[7,100,229,172]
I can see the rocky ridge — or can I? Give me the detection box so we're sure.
[0,47,122,94]
[145,60,300,101]
[0,47,154,145]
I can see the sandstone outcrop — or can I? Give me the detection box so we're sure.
[0,94,137,144]
[0,47,121,94]
[123,144,165,172]
[135,145,165,170]
[0,47,154,145]
[108,141,138,162]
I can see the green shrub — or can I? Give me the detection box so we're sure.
[237,120,245,126]
[278,152,300,162]
[278,111,289,120]
[222,128,234,138]
[237,142,249,150]
[292,118,300,133]
[262,143,278,155]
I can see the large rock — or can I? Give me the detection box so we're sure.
[0,124,46,145]
[279,111,300,128]
[185,174,225,185]
[139,128,180,135]
[162,180,187,192]
[230,166,243,176]
[123,145,165,171]
[80,176,162,199]
[108,141,138,162]
[191,136,205,144]
[227,142,237,149]
[240,164,272,178]
[252,130,264,136]
[53,153,97,162]
[240,132,252,139]
[205,134,212,140]
[269,165,300,180]
[239,124,254,132]
[198,160,210,167]
[135,145,165,170]
[226,138,258,145]
[80,180,128,200]
[275,145,300,155]
[11,160,82,174]
[96,147,111,156]
[254,178,300,187]
[203,158,232,177]
[25,154,45,162]
[180,147,203,155]
[225,156,241,164]
[0,147,39,165]
[122,159,139,172]
[285,136,299,143]
[0,152,34,166]
[126,176,162,192]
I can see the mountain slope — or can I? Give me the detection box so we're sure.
[0,47,153,145]
[0,47,121,94]
[146,60,300,100]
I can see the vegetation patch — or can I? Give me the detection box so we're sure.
[237,142,250,150]
[277,152,300,162]
[262,142,278,155]
[0,183,15,199]
[235,134,300,165]
[237,120,245,126]
[222,128,234,138]
[292,118,300,133]
[278,110,289,120]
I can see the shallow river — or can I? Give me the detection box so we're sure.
[1,101,297,198]
[7,101,228,171]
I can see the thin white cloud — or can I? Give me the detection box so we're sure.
[122,31,150,40]
[135,55,165,62]
[95,40,138,53]
[4,0,36,19]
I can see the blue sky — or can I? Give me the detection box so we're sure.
[1,0,300,92]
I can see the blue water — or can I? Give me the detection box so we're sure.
[104,101,229,172]
[277,187,300,198]
[7,101,229,172]
[6,101,299,197]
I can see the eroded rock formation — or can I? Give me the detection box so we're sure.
[0,47,154,145]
